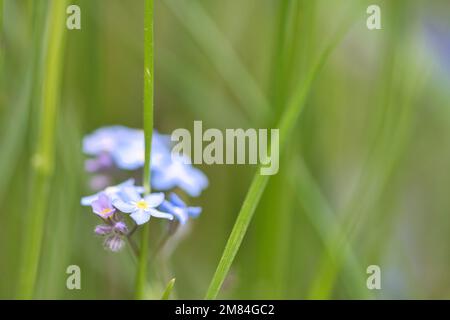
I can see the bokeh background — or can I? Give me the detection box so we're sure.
[1,0,450,299]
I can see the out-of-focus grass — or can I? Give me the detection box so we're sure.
[1,0,449,299]
[17,0,68,298]
[164,0,270,125]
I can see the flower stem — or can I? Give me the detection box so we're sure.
[17,0,68,299]
[0,0,4,83]
[135,0,154,300]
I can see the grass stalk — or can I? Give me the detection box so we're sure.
[161,278,176,300]
[17,0,68,299]
[135,0,154,300]
[251,0,302,298]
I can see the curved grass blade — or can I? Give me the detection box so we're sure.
[204,28,347,300]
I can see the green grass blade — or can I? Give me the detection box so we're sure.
[17,0,68,299]
[205,172,269,300]
[161,278,176,300]
[250,0,303,299]
[135,0,154,300]
[204,29,346,300]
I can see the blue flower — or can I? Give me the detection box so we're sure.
[83,126,172,171]
[81,178,144,206]
[159,193,202,225]
[112,186,173,225]
[112,130,172,171]
[111,136,145,170]
[152,155,209,197]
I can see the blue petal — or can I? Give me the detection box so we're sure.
[187,206,202,218]
[120,186,141,202]
[169,193,186,208]
[130,209,151,225]
[112,199,135,213]
[148,208,174,221]
[144,193,165,207]
[151,170,177,191]
[112,139,145,170]
[81,194,98,206]
[159,200,188,224]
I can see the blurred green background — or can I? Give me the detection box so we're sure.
[1,0,450,299]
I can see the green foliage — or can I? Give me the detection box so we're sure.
[0,0,444,299]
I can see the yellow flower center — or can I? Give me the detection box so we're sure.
[100,208,113,216]
[136,200,148,209]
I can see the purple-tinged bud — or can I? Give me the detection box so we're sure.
[114,221,128,234]
[104,235,125,252]
[94,225,112,235]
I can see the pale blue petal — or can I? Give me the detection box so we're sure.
[144,193,165,207]
[151,170,177,190]
[117,178,136,188]
[112,199,136,213]
[112,139,145,170]
[187,206,202,218]
[172,207,189,225]
[130,209,151,225]
[120,186,141,202]
[169,193,186,207]
[81,194,98,206]
[148,208,174,220]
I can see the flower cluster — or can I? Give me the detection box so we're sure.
[81,126,208,252]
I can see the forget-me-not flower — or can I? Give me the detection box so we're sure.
[83,126,173,172]
[83,126,143,156]
[91,193,116,219]
[81,126,209,252]
[159,193,202,225]
[113,187,173,225]
[81,178,144,206]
